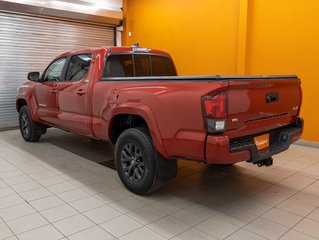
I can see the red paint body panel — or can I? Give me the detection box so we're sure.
[16,47,303,164]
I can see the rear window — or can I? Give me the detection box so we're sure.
[103,54,176,77]
[151,56,176,76]
[104,55,134,77]
[134,55,151,77]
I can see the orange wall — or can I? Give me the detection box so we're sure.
[245,0,319,142]
[123,0,240,75]
[123,0,319,142]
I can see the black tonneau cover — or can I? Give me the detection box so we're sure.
[102,75,298,82]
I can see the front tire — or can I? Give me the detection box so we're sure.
[19,105,44,142]
[114,128,161,195]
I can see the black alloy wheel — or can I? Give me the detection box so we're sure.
[19,105,43,142]
[121,143,145,182]
[20,111,30,138]
[115,127,161,195]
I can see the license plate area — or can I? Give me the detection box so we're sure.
[254,133,269,150]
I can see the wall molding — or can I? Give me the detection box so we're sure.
[294,140,319,149]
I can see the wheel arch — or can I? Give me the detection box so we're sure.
[16,98,28,112]
[108,105,169,159]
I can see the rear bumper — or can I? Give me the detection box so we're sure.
[205,117,304,164]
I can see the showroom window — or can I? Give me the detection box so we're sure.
[66,54,92,81]
[43,57,67,82]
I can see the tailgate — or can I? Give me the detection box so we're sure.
[226,76,301,135]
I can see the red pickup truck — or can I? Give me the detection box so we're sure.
[16,46,303,194]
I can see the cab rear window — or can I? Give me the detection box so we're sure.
[151,56,176,76]
[103,54,176,77]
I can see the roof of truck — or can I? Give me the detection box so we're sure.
[58,46,171,58]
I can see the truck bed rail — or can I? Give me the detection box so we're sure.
[101,75,298,82]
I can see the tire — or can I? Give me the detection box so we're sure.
[19,105,44,142]
[114,127,161,195]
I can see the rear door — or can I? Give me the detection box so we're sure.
[226,76,301,135]
[57,53,92,134]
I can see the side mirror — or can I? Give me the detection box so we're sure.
[27,72,40,82]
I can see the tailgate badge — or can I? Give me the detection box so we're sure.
[231,118,238,122]
[293,106,299,111]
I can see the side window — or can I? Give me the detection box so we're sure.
[151,56,177,76]
[134,55,150,77]
[104,55,134,77]
[66,54,92,81]
[43,57,66,82]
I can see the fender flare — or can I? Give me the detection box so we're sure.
[16,94,41,123]
[108,103,169,160]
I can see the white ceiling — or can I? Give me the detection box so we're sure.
[2,0,123,11]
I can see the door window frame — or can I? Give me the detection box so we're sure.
[40,57,68,82]
[40,52,93,83]
[64,53,93,82]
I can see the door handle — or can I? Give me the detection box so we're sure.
[50,89,58,94]
[266,92,279,103]
[76,89,86,96]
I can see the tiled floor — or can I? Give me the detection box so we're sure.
[0,129,319,240]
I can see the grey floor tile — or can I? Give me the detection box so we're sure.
[279,229,318,240]
[17,224,63,240]
[100,215,142,238]
[226,229,267,240]
[53,214,95,236]
[29,195,65,211]
[262,207,303,228]
[245,217,289,240]
[277,199,315,217]
[69,196,105,212]
[68,226,114,240]
[196,215,240,239]
[127,206,166,225]
[0,222,14,239]
[6,212,48,234]
[1,130,319,240]
[293,218,319,239]
[0,203,36,221]
[0,194,25,209]
[172,228,218,240]
[57,188,91,202]
[83,204,122,224]
[40,204,78,222]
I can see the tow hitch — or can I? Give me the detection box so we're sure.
[253,157,273,167]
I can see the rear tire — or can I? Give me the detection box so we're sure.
[19,105,44,142]
[114,127,161,195]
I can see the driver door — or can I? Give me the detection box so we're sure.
[35,57,67,125]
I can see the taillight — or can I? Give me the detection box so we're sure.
[298,85,302,115]
[202,92,227,132]
[203,94,226,118]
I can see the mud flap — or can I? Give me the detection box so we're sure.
[156,156,177,181]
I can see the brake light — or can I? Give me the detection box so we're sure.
[203,93,227,118]
[298,85,302,115]
[202,92,227,132]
